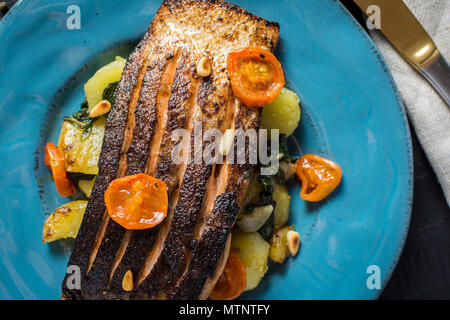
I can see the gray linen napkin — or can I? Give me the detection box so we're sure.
[369,0,450,206]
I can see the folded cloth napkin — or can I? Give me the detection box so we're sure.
[369,0,450,206]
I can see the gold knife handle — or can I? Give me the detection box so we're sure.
[421,54,450,107]
[354,0,450,107]
[353,0,439,69]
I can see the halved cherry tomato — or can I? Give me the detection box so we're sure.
[227,48,285,107]
[44,142,76,197]
[210,254,247,300]
[104,173,168,230]
[296,154,342,202]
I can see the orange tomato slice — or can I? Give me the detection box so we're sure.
[44,142,76,197]
[210,254,247,300]
[104,173,168,230]
[227,48,285,107]
[296,154,342,202]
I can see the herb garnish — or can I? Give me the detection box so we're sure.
[258,211,274,241]
[63,101,94,130]
[279,134,299,163]
[63,101,94,141]
[246,175,275,212]
[63,80,117,139]
[246,134,298,239]
[102,81,118,104]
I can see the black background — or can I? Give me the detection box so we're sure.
[1,0,449,299]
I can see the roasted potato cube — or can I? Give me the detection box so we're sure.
[78,176,96,198]
[230,229,270,291]
[261,88,301,136]
[273,182,291,228]
[84,56,126,110]
[269,225,294,263]
[58,116,106,175]
[42,200,87,243]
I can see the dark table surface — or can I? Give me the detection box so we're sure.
[1,0,449,300]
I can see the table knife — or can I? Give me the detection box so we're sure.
[353,0,450,107]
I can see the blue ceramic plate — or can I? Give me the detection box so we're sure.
[0,0,412,300]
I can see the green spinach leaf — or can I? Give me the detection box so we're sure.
[102,81,118,104]
[258,211,275,241]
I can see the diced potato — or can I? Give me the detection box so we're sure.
[84,56,126,110]
[230,229,270,291]
[78,176,96,198]
[42,200,87,243]
[262,88,301,136]
[58,116,106,175]
[269,225,294,264]
[237,204,273,233]
[273,182,291,228]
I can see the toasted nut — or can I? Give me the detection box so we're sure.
[219,129,235,156]
[286,230,300,256]
[280,161,297,180]
[89,100,111,118]
[122,270,134,291]
[197,56,211,77]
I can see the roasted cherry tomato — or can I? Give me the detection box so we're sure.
[44,142,76,197]
[296,154,342,202]
[104,173,168,230]
[227,48,285,107]
[210,254,247,300]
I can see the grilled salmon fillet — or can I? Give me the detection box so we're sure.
[62,0,280,300]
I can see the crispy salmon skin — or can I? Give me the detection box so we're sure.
[62,0,280,300]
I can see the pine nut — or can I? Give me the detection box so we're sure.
[219,129,235,155]
[89,100,111,118]
[286,230,300,256]
[197,56,211,77]
[122,270,134,292]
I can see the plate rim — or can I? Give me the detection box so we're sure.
[330,0,413,298]
[0,0,413,300]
